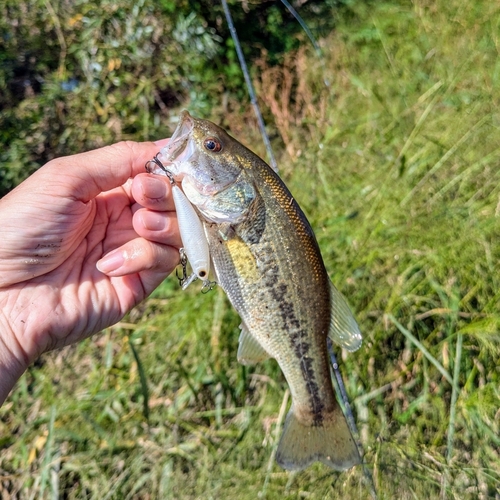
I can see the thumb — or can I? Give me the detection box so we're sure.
[41,141,164,202]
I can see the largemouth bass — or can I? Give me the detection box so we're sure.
[147,111,362,471]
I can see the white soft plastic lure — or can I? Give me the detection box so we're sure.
[171,184,212,289]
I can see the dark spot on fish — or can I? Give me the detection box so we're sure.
[205,194,326,424]
[267,278,325,424]
[238,191,266,245]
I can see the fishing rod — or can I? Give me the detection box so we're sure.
[220,0,278,173]
[220,0,322,173]
[328,338,377,499]
[279,0,322,57]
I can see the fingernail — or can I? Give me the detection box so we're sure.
[96,250,125,274]
[142,177,166,199]
[141,211,165,231]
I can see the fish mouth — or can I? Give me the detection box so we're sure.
[159,110,195,168]
[152,110,239,198]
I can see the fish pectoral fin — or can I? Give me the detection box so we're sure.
[328,281,363,352]
[275,407,361,472]
[237,323,270,365]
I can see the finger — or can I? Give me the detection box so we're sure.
[137,268,176,300]
[96,238,180,277]
[154,138,170,148]
[133,208,182,248]
[131,173,175,211]
[42,140,168,203]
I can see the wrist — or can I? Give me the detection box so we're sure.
[0,307,30,405]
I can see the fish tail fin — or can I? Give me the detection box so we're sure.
[275,406,360,471]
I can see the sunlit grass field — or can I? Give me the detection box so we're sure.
[1,0,499,498]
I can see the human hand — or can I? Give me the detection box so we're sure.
[0,141,180,403]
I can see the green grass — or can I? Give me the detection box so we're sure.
[1,0,500,498]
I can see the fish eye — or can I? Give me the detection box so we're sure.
[204,137,222,153]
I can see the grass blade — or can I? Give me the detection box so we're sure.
[387,315,453,386]
[39,405,56,498]
[441,332,463,497]
[129,338,150,422]
[260,388,290,498]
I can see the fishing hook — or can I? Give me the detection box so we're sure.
[176,248,189,287]
[146,155,217,294]
[201,279,217,294]
[177,247,216,293]
[145,153,175,184]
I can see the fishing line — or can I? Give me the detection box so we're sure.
[220,0,278,173]
[328,338,378,499]
[279,0,322,57]
[327,339,358,439]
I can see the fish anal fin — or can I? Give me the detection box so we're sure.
[237,323,270,365]
[276,406,360,471]
[329,281,363,352]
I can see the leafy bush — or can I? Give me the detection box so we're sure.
[0,0,361,196]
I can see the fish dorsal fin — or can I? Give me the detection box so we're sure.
[329,281,363,352]
[237,323,271,365]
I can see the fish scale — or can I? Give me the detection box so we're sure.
[210,166,336,421]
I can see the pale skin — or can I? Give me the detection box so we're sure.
[0,140,181,406]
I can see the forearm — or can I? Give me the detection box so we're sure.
[0,312,29,406]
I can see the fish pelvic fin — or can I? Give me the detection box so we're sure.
[328,281,363,352]
[237,322,271,365]
[275,406,361,471]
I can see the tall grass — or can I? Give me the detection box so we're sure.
[1,0,499,498]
